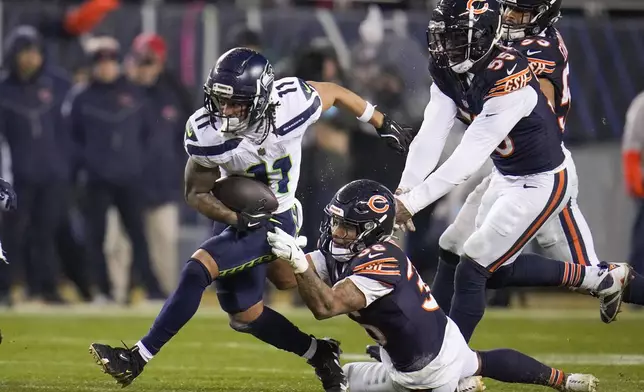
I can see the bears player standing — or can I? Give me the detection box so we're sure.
[392,0,630,343]
[89,48,414,391]
[268,179,598,392]
[428,0,644,327]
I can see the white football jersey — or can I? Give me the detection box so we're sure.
[184,77,323,214]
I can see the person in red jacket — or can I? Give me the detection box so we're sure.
[624,91,644,293]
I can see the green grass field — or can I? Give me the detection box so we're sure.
[1,306,643,392]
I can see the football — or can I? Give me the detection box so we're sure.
[211,175,279,214]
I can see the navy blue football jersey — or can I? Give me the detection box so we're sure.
[508,27,570,132]
[323,241,448,373]
[429,45,564,176]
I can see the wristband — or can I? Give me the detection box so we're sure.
[357,102,376,123]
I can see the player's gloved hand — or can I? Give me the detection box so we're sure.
[267,227,309,274]
[235,210,272,232]
[0,179,17,211]
[375,114,415,155]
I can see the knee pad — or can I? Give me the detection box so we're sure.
[462,230,493,266]
[439,224,467,255]
[229,319,252,333]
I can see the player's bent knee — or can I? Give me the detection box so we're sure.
[438,224,465,254]
[191,249,219,280]
[229,301,264,332]
[462,231,492,267]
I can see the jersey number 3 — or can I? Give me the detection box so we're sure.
[407,259,439,312]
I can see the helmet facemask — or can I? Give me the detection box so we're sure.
[203,62,276,145]
[499,0,561,41]
[320,206,390,262]
[428,9,501,73]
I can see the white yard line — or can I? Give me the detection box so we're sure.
[342,353,644,366]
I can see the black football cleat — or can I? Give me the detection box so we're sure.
[307,338,348,392]
[365,345,382,362]
[89,342,146,387]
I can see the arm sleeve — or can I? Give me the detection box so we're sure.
[339,275,394,307]
[398,85,538,214]
[398,83,457,191]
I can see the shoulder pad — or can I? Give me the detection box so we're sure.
[273,77,323,138]
[349,242,405,286]
[482,47,534,100]
[514,32,566,77]
[184,108,242,168]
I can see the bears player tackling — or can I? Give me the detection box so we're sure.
[392,0,630,344]
[89,47,414,391]
[428,0,644,329]
[268,179,598,392]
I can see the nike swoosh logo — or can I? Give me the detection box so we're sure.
[118,353,129,361]
[248,222,260,227]
[485,113,498,117]
[506,64,518,75]
[368,252,384,259]
[526,50,541,56]
[523,184,537,189]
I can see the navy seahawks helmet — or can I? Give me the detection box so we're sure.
[427,0,502,73]
[203,48,275,143]
[499,0,562,40]
[320,180,396,261]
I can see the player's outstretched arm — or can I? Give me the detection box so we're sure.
[267,228,366,319]
[184,157,237,225]
[296,268,367,320]
[396,86,538,222]
[398,83,458,193]
[308,81,414,154]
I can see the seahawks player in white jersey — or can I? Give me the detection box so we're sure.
[89,48,414,391]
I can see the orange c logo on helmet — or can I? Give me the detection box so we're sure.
[367,195,390,214]
[467,0,489,15]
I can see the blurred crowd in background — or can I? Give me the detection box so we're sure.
[0,0,642,310]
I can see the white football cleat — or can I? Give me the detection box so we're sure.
[458,376,486,392]
[595,263,633,323]
[559,373,599,392]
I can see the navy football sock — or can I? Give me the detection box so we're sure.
[232,306,315,358]
[624,271,644,306]
[479,349,566,389]
[487,253,585,289]
[449,255,490,343]
[139,259,212,356]
[431,248,459,313]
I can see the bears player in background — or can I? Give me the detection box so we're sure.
[427,0,644,327]
[268,179,598,392]
[392,0,630,343]
[89,47,414,391]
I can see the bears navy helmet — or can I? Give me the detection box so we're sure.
[499,0,562,40]
[203,48,275,143]
[427,0,502,73]
[320,179,396,261]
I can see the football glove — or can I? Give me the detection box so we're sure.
[0,179,17,212]
[267,227,309,274]
[235,210,272,232]
[375,114,415,155]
